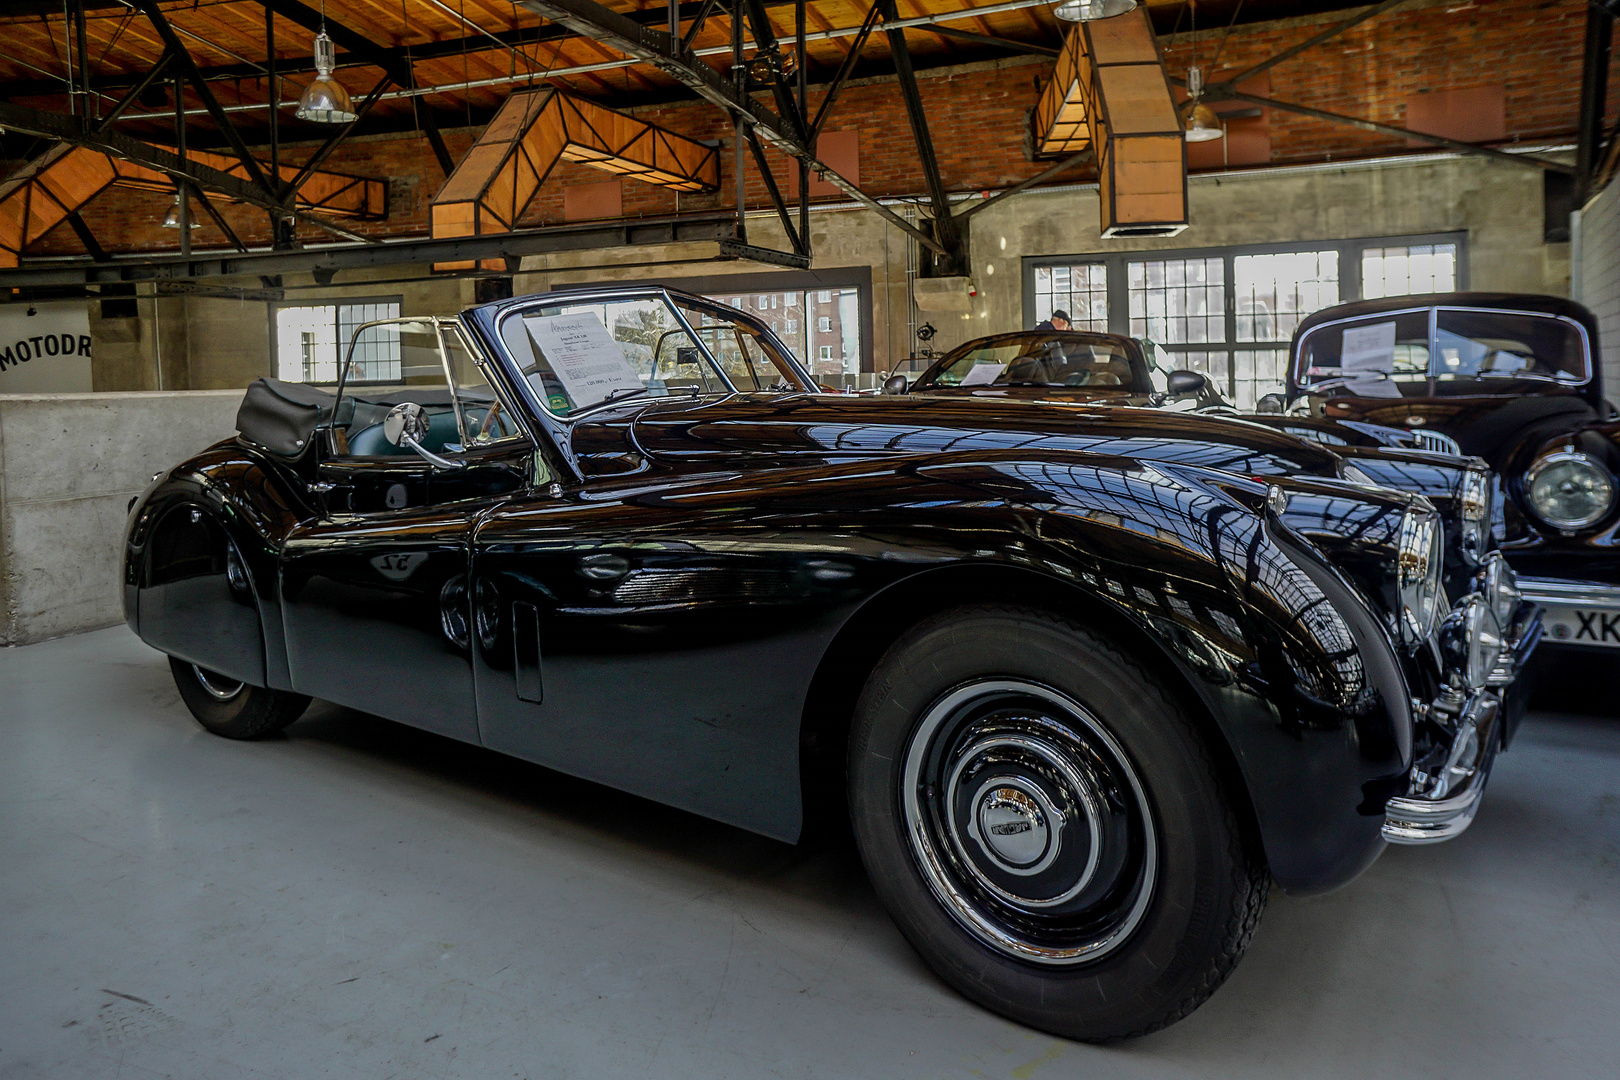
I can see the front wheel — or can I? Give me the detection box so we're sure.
[169,657,311,740]
[848,605,1268,1041]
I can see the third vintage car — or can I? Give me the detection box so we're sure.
[125,287,1536,1041]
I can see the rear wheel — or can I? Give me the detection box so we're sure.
[169,657,310,740]
[848,605,1268,1041]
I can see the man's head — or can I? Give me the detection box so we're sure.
[1050,310,1072,331]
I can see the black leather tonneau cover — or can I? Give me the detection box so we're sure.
[235,378,335,457]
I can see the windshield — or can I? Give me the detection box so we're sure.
[1297,307,1589,397]
[494,293,810,416]
[917,333,1150,392]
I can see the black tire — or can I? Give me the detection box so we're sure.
[848,605,1268,1042]
[168,656,311,740]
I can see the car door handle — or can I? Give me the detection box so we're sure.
[578,553,631,581]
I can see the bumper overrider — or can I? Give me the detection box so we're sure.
[1382,553,1542,845]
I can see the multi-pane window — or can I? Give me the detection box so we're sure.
[1362,244,1457,299]
[1128,257,1224,344]
[1029,234,1459,409]
[1033,262,1108,331]
[274,300,402,384]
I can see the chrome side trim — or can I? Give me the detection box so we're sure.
[1518,577,1620,610]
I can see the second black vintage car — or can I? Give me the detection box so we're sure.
[126,288,1536,1041]
[1279,293,1618,656]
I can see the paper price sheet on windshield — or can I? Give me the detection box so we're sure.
[523,312,643,408]
[959,362,1005,387]
[1339,321,1402,397]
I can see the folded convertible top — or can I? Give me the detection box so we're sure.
[236,378,335,458]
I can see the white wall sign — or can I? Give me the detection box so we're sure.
[0,304,94,393]
[521,312,642,408]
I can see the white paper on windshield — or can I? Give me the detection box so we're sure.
[958,362,1006,387]
[1339,321,1403,397]
[522,312,643,407]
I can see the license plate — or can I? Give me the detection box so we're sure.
[1541,604,1620,648]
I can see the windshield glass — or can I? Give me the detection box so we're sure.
[497,294,726,416]
[918,333,1149,392]
[1297,307,1588,396]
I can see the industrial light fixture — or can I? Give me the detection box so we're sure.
[1052,0,1137,20]
[295,11,356,124]
[161,191,200,229]
[1183,66,1225,142]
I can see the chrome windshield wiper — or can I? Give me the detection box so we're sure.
[1467,370,1573,383]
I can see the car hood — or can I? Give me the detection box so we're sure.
[1313,393,1600,465]
[573,392,1347,480]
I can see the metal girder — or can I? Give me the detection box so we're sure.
[0,100,378,243]
[64,211,108,261]
[740,0,810,143]
[918,25,1056,56]
[879,0,961,270]
[1217,0,1413,90]
[132,0,277,200]
[745,128,804,254]
[0,212,750,287]
[1577,8,1614,196]
[520,0,948,256]
[954,149,1092,222]
[716,238,811,267]
[1195,85,1576,174]
[811,1,882,140]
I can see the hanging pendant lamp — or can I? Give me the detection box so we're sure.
[161,191,201,229]
[295,28,356,123]
[1183,66,1225,143]
[1052,0,1136,21]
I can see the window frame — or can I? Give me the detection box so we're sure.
[1022,232,1468,402]
[268,294,405,386]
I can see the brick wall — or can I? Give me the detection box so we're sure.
[27,0,1608,258]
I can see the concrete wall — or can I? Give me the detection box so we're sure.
[1576,181,1620,396]
[0,391,241,645]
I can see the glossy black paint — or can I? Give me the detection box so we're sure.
[125,288,1437,896]
[1284,293,1620,593]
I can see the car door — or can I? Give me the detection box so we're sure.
[464,289,835,841]
[279,317,532,744]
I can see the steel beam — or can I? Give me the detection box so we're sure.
[1196,86,1576,174]
[745,128,804,254]
[0,100,378,243]
[716,237,812,267]
[1218,0,1413,90]
[65,211,109,261]
[954,149,1093,222]
[811,2,882,139]
[1577,8,1614,196]
[520,0,948,255]
[916,25,1056,56]
[133,0,278,199]
[0,212,749,287]
[879,0,961,271]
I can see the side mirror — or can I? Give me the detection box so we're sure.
[1167,369,1212,399]
[882,374,910,396]
[382,402,464,470]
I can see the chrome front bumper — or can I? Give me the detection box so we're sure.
[1382,596,1541,845]
[1384,692,1499,844]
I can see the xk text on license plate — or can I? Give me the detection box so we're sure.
[1543,604,1620,647]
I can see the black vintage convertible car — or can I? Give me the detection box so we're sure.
[125,287,1536,1041]
[1273,293,1617,657]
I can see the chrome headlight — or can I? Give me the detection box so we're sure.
[1397,507,1444,644]
[1479,551,1521,630]
[1526,450,1615,531]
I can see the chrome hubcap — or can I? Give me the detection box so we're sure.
[903,679,1157,966]
[192,664,245,702]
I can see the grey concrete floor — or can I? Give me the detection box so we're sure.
[1,627,1617,1080]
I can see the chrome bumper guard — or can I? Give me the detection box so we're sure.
[1384,692,1499,844]
[1383,590,1540,846]
[1517,577,1620,611]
